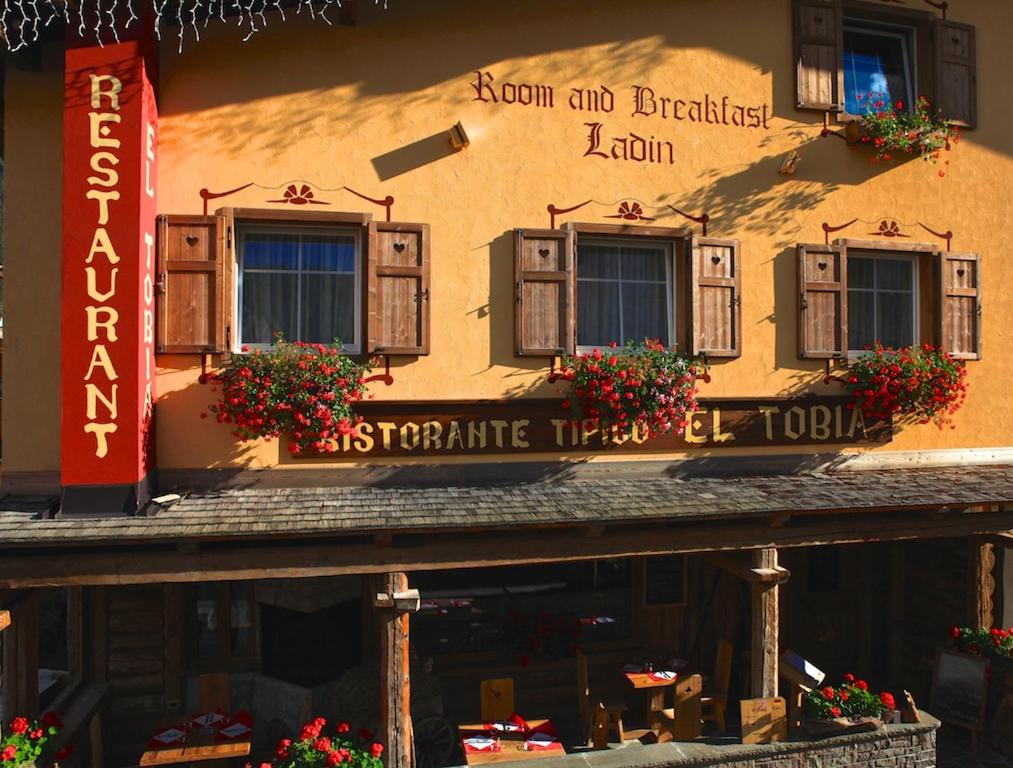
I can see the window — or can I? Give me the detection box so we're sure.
[190,581,259,671]
[576,239,674,349]
[843,21,914,115]
[237,225,361,351]
[847,253,917,352]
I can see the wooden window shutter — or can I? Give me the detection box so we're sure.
[798,243,847,358]
[514,229,575,356]
[938,251,981,360]
[689,237,741,358]
[933,19,977,128]
[367,221,430,355]
[793,0,843,111]
[155,213,230,354]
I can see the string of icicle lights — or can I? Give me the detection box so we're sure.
[0,0,387,53]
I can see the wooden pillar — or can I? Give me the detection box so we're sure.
[970,540,996,628]
[2,593,40,716]
[750,548,779,698]
[377,573,413,768]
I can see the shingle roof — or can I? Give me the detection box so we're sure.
[1,464,1012,547]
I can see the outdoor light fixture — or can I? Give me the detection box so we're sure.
[448,121,470,151]
[778,150,801,175]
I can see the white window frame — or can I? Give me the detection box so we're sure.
[842,20,916,117]
[846,251,919,356]
[575,236,676,353]
[235,223,362,354]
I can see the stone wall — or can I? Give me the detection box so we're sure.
[527,718,939,768]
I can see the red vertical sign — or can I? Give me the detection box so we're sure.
[61,41,157,503]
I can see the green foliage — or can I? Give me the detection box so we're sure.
[802,676,893,721]
[271,718,384,768]
[1,713,63,766]
[950,625,1013,658]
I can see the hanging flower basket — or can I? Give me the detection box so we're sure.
[204,339,373,455]
[950,625,1013,659]
[1,713,66,768]
[802,676,892,738]
[846,95,958,175]
[271,717,384,768]
[556,339,706,438]
[833,344,967,430]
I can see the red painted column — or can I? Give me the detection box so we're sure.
[61,41,158,516]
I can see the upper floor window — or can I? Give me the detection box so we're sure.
[576,239,674,350]
[843,20,914,115]
[793,0,977,128]
[847,253,917,352]
[237,226,361,351]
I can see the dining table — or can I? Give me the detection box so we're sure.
[139,711,253,767]
[623,666,679,731]
[459,718,565,765]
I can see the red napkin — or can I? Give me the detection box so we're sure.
[215,710,253,742]
[148,724,188,749]
[483,712,528,733]
[462,737,500,754]
[524,721,557,738]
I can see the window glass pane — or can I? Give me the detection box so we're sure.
[577,245,619,279]
[622,283,669,345]
[242,272,298,344]
[621,247,668,282]
[577,281,620,347]
[195,583,219,665]
[230,583,255,659]
[242,233,299,270]
[38,590,69,709]
[300,274,356,345]
[848,289,876,350]
[877,291,915,348]
[876,258,913,291]
[303,235,356,272]
[848,257,875,290]
[843,26,912,114]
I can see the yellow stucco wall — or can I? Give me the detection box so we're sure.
[5,0,1013,472]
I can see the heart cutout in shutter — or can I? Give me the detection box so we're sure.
[186,236,199,247]
[711,255,721,265]
[538,248,550,258]
[393,242,406,253]
[957,268,966,277]
[817,261,828,271]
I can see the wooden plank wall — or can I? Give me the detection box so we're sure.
[104,585,168,717]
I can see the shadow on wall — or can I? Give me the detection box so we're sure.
[371,130,460,181]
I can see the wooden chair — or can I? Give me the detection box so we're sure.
[576,649,627,748]
[657,674,702,742]
[199,672,231,712]
[480,678,515,721]
[701,639,733,734]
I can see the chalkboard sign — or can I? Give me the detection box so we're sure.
[645,555,686,606]
[930,649,988,732]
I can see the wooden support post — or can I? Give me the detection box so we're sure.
[378,573,413,768]
[751,548,779,699]
[970,540,996,628]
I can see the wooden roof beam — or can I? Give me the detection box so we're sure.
[703,552,791,584]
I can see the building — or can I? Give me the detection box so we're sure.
[2,0,1012,765]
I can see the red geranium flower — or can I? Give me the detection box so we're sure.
[830,706,841,718]
[370,743,385,759]
[2,746,18,762]
[9,718,28,736]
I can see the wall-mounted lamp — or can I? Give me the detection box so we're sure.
[448,121,470,151]
[778,150,801,175]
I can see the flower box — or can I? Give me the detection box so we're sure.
[803,715,883,738]
[841,95,958,172]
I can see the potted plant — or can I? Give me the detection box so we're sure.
[269,718,384,768]
[834,344,967,430]
[556,339,706,438]
[802,676,893,737]
[204,339,373,455]
[846,95,958,175]
[1,713,65,768]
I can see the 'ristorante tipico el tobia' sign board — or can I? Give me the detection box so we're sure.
[308,397,890,460]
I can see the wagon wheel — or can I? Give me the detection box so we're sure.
[414,715,455,768]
